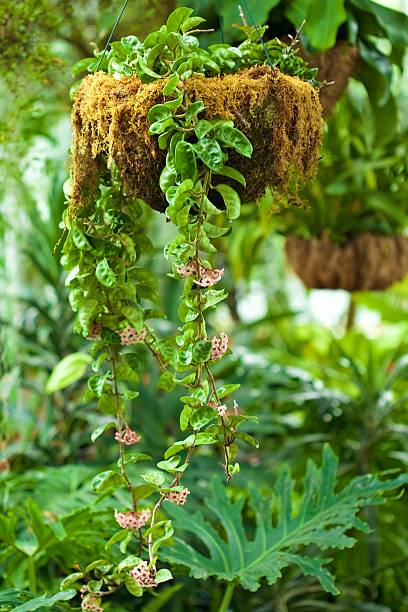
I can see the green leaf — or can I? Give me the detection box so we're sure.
[216,383,241,399]
[125,575,144,597]
[192,340,212,363]
[118,554,142,572]
[60,572,84,589]
[190,405,216,430]
[215,126,252,158]
[164,432,218,458]
[155,568,173,584]
[91,421,116,442]
[163,74,180,95]
[119,452,152,466]
[234,431,259,448]
[12,590,76,612]
[88,372,110,397]
[194,139,226,172]
[181,16,206,33]
[72,227,92,251]
[304,0,347,50]
[166,7,194,33]
[96,258,116,287]
[214,165,246,187]
[214,184,241,219]
[148,104,173,124]
[201,196,222,215]
[162,445,408,592]
[92,470,123,494]
[46,352,91,393]
[141,471,166,487]
[179,404,192,431]
[175,141,197,181]
[157,371,176,392]
[77,298,100,335]
[185,101,205,126]
[348,0,408,49]
[157,456,182,474]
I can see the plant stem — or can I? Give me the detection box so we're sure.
[346,294,356,331]
[219,582,235,612]
[109,343,138,510]
[27,556,37,593]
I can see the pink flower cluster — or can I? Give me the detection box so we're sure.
[129,561,157,588]
[164,488,190,505]
[195,267,224,287]
[208,399,227,417]
[177,261,224,287]
[114,427,141,445]
[118,326,147,345]
[210,332,229,360]
[114,509,150,530]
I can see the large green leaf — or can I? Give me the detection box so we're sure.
[304,0,347,50]
[46,352,92,393]
[162,445,408,593]
[347,0,408,49]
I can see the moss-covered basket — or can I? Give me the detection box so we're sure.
[285,233,408,291]
[70,65,323,214]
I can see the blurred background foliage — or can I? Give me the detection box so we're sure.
[1,0,408,610]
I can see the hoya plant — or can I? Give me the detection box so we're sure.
[50,6,407,611]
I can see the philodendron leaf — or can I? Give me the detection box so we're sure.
[46,352,92,393]
[162,445,408,593]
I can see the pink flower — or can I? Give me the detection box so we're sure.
[118,326,147,345]
[115,427,141,445]
[164,488,190,505]
[210,332,229,360]
[194,267,224,288]
[177,261,198,277]
[114,509,150,529]
[208,399,227,417]
[129,561,157,588]
[177,261,224,287]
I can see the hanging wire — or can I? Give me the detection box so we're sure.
[240,0,273,67]
[96,0,130,70]
[217,0,225,43]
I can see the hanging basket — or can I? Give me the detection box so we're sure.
[285,233,408,291]
[70,65,323,214]
[301,42,359,117]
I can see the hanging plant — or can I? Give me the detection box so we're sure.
[278,90,408,292]
[59,7,325,607]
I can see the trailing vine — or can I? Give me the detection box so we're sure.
[60,7,323,608]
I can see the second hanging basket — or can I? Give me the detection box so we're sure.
[285,233,408,291]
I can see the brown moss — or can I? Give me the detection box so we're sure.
[70,65,323,214]
[285,234,408,291]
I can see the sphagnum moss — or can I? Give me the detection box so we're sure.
[70,65,323,215]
